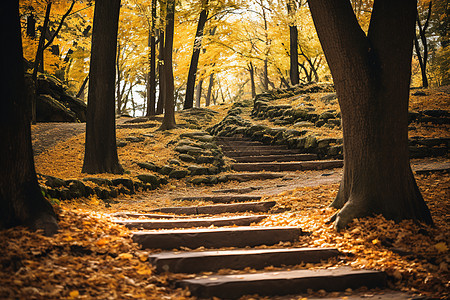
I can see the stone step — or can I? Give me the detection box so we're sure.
[214,136,250,142]
[224,149,301,157]
[172,194,262,203]
[413,162,450,174]
[149,247,340,273]
[232,160,344,172]
[217,141,266,147]
[219,172,285,182]
[212,186,263,194]
[233,153,318,163]
[109,212,186,219]
[114,215,267,230]
[177,267,386,299]
[132,226,302,250]
[116,123,158,129]
[221,145,289,151]
[150,201,276,215]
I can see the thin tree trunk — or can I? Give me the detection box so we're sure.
[31,1,52,124]
[195,78,203,108]
[309,0,432,230]
[184,0,209,109]
[116,43,122,115]
[414,1,432,88]
[159,0,176,130]
[82,0,123,174]
[205,73,214,106]
[248,62,256,98]
[76,75,89,99]
[27,12,36,37]
[42,0,76,51]
[1,1,58,236]
[156,27,165,115]
[146,0,157,116]
[288,0,299,85]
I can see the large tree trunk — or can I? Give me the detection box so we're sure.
[146,0,157,116]
[0,1,58,236]
[183,1,209,110]
[159,0,176,130]
[82,0,123,174]
[309,0,433,230]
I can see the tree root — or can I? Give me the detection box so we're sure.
[333,200,369,232]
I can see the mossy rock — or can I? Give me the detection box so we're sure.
[137,162,159,172]
[137,174,160,186]
[111,178,135,194]
[44,175,66,188]
[168,169,189,179]
[179,154,196,163]
[83,177,113,187]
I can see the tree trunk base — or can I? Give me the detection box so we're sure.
[328,167,433,231]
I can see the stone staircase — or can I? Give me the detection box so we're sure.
[111,195,388,299]
[216,136,344,173]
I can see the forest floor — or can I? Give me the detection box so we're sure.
[1,87,449,299]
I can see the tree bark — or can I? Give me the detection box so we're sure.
[309,0,433,230]
[156,27,165,115]
[76,75,89,99]
[288,0,300,86]
[27,12,36,37]
[146,0,157,116]
[0,1,58,236]
[82,0,123,174]
[195,78,204,108]
[116,43,122,115]
[248,62,256,98]
[205,73,214,106]
[159,0,176,130]
[183,0,209,110]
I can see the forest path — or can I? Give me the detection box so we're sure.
[107,134,441,299]
[112,189,420,299]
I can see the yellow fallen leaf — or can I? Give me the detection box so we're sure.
[96,238,109,246]
[139,254,148,262]
[137,267,152,276]
[434,242,448,253]
[69,290,79,298]
[118,253,133,260]
[372,239,380,245]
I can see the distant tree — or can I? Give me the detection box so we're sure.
[309,0,433,230]
[184,0,209,110]
[205,73,214,106]
[82,0,123,174]
[0,1,58,236]
[159,0,177,130]
[31,0,76,123]
[414,0,432,88]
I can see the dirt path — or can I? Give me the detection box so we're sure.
[31,118,134,155]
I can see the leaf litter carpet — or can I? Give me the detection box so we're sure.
[0,172,448,299]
